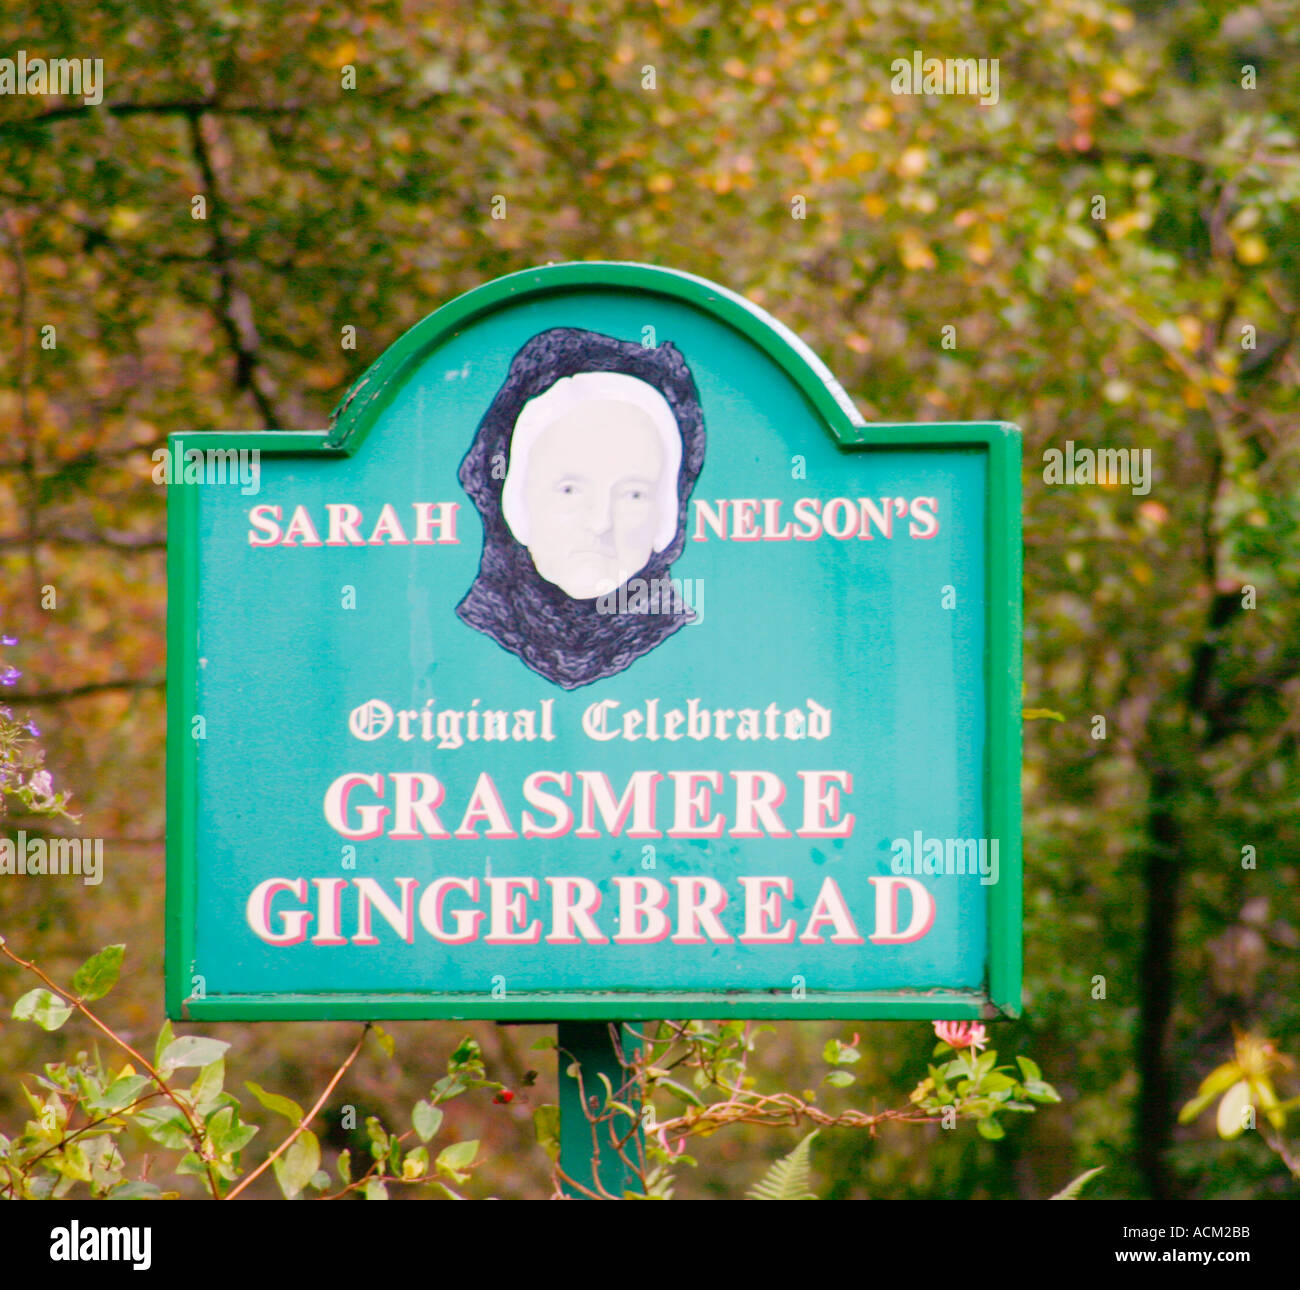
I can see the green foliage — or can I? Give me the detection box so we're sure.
[747,1132,819,1201]
[1051,1166,1106,1199]
[0,941,494,1200]
[12,988,72,1031]
[70,946,123,1002]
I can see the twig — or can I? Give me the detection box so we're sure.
[0,936,223,1199]
[225,1024,369,1200]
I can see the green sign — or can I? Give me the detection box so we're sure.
[166,262,1022,1022]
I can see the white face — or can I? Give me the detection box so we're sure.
[520,398,667,599]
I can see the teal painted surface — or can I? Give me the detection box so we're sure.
[166,263,1021,1020]
[558,1022,641,1197]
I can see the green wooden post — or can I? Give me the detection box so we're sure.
[558,1021,642,1198]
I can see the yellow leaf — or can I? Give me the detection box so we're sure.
[1236,235,1268,265]
[897,146,928,178]
[899,230,936,271]
[968,228,993,265]
[860,193,887,219]
[647,174,674,194]
[1176,315,1202,350]
[1106,67,1142,96]
[108,208,143,236]
[859,104,891,131]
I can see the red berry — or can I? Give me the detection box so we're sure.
[493,1089,515,1104]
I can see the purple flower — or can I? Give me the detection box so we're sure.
[24,720,40,736]
[1,634,17,646]
[0,665,20,687]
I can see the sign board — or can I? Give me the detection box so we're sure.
[165,262,1021,1022]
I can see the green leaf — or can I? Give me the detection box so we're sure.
[1016,1055,1043,1083]
[529,1035,556,1050]
[154,1019,174,1068]
[823,1070,855,1087]
[135,1108,193,1151]
[1195,1060,1246,1101]
[976,1116,1005,1140]
[1023,1079,1061,1104]
[449,1037,481,1067]
[56,1140,93,1183]
[12,988,73,1031]
[309,1170,331,1190]
[190,1059,225,1112]
[86,1073,152,1115]
[403,1145,429,1179]
[208,1105,258,1155]
[436,1139,479,1182]
[158,1035,229,1073]
[412,1099,443,1143]
[1177,1089,1219,1124]
[106,1180,161,1200]
[336,1148,352,1185]
[245,1080,304,1125]
[822,1038,861,1065]
[1022,708,1065,722]
[656,1077,704,1108]
[533,1104,560,1161]
[71,945,124,1001]
[364,1177,388,1200]
[431,1075,467,1102]
[370,1025,395,1060]
[981,1072,1018,1093]
[1051,1165,1105,1199]
[273,1130,320,1198]
[747,1131,818,1200]
[175,1151,209,1179]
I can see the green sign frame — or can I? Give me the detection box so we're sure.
[166,261,1022,1023]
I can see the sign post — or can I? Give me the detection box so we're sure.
[556,1022,641,1198]
[166,261,1021,1194]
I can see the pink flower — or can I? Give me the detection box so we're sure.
[933,1020,988,1052]
[656,1127,685,1157]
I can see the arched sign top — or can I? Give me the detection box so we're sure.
[326,261,869,453]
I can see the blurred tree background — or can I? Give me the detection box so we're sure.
[1,0,1298,1199]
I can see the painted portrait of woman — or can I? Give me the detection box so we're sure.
[455,328,707,689]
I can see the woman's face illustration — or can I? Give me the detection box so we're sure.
[518,398,667,599]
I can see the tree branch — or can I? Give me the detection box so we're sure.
[8,678,164,704]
